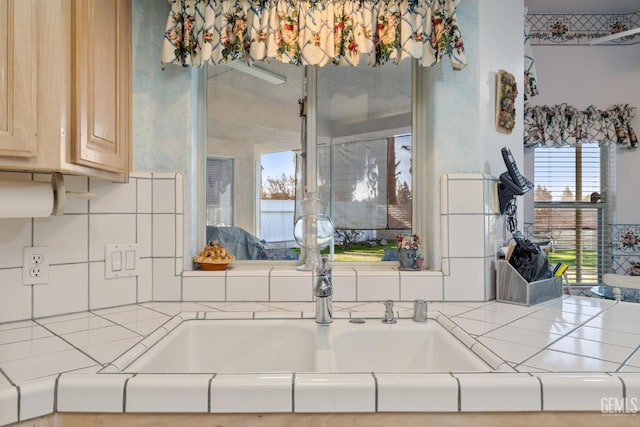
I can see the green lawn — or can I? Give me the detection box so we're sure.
[293,244,599,282]
[548,249,598,283]
[291,241,398,262]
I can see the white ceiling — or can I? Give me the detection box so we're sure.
[207,60,412,153]
[525,0,639,14]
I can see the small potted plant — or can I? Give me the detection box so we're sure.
[396,234,421,270]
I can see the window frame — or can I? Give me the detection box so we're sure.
[197,60,429,266]
[531,143,612,286]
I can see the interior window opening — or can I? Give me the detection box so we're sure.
[206,59,412,262]
[260,150,297,249]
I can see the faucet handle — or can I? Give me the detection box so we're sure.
[413,299,428,322]
[383,299,397,324]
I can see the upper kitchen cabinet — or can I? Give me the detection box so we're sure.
[0,0,131,182]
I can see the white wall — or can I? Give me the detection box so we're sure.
[523,43,640,224]
[423,0,525,268]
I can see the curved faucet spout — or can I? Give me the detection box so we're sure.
[314,256,333,324]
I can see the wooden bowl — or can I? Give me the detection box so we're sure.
[197,263,229,271]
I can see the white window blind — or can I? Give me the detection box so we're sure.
[206,157,234,227]
[532,143,605,284]
[317,135,412,230]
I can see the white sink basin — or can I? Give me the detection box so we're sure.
[121,317,492,374]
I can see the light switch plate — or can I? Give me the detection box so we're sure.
[105,243,139,279]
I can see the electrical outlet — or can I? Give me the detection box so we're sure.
[23,247,49,285]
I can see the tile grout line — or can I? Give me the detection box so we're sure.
[615,343,640,372]
[31,319,104,367]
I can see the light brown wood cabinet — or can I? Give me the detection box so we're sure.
[0,0,131,182]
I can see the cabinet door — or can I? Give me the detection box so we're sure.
[0,0,37,158]
[72,0,131,174]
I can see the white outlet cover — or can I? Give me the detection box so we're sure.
[105,243,140,279]
[22,247,49,285]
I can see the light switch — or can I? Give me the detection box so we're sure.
[125,250,136,271]
[105,243,140,279]
[112,251,123,271]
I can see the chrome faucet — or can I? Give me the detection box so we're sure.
[314,256,333,325]
[382,299,397,324]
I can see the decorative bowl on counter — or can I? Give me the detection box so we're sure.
[197,262,230,271]
[193,241,235,271]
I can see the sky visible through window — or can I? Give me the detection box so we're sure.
[534,143,600,201]
[261,134,412,201]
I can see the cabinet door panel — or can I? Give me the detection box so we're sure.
[0,0,37,158]
[72,0,130,174]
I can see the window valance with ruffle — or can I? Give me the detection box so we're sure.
[161,0,466,69]
[524,104,637,150]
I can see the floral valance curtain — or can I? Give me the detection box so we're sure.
[162,0,466,70]
[524,104,638,149]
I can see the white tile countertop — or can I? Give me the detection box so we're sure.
[2,296,640,424]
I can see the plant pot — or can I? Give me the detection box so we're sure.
[398,247,418,270]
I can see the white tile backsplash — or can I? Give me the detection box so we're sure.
[137,213,152,258]
[443,258,486,301]
[0,269,32,322]
[175,173,184,215]
[90,177,137,214]
[182,275,226,301]
[34,215,89,264]
[152,177,177,214]
[89,214,137,262]
[0,218,31,268]
[0,173,181,323]
[89,262,137,309]
[0,172,503,325]
[331,268,357,301]
[152,258,182,301]
[447,179,484,214]
[137,258,153,302]
[354,268,400,301]
[227,272,269,301]
[59,175,90,214]
[33,264,89,318]
[135,176,153,214]
[152,213,176,257]
[269,270,313,301]
[448,214,485,258]
[400,271,443,301]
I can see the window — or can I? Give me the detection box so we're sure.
[205,59,413,261]
[531,143,609,284]
[318,135,412,230]
[206,157,234,227]
[260,151,296,245]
